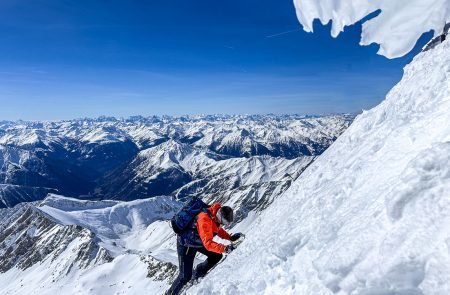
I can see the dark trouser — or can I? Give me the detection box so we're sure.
[166,239,223,295]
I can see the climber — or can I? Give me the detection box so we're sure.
[165,202,243,295]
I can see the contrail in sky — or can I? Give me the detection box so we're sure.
[266,28,301,38]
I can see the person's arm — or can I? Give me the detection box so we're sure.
[197,214,226,253]
[217,227,231,240]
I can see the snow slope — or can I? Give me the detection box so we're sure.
[190,33,450,294]
[38,194,181,258]
[294,0,450,58]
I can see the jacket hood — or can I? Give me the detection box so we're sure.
[208,203,222,222]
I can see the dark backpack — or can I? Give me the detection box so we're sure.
[171,197,209,234]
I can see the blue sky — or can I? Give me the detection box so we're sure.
[0,0,430,120]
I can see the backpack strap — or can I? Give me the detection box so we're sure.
[190,207,211,230]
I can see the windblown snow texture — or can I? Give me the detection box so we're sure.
[294,0,450,58]
[190,36,450,294]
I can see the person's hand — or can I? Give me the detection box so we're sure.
[230,232,243,242]
[225,244,235,254]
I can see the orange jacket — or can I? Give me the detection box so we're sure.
[195,203,231,253]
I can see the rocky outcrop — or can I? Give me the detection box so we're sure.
[0,206,112,274]
[141,255,178,282]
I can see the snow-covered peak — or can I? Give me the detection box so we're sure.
[138,139,193,162]
[294,0,450,58]
[0,125,53,148]
[78,125,131,144]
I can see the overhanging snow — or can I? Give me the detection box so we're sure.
[293,0,450,58]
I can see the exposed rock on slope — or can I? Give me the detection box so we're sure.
[0,205,112,275]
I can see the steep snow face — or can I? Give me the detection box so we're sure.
[190,36,450,294]
[294,0,450,58]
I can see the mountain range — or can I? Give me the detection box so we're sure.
[0,114,353,209]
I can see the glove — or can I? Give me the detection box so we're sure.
[230,233,243,242]
[225,244,235,254]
